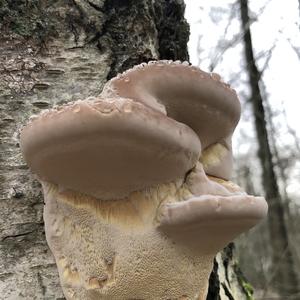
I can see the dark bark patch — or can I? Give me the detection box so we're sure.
[221,283,235,300]
[153,0,189,61]
[207,258,221,300]
[222,243,234,287]
[100,0,157,79]
[0,0,58,40]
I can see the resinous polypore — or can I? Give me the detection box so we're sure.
[20,61,268,300]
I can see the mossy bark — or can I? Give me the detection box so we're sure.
[0,1,250,299]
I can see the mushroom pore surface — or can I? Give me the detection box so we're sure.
[42,161,267,299]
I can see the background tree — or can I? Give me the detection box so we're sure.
[239,0,299,298]
[0,1,251,299]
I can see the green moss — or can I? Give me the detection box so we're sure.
[242,280,255,300]
[233,262,255,300]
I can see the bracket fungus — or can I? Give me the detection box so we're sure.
[20,61,267,300]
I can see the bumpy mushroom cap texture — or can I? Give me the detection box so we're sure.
[20,61,268,300]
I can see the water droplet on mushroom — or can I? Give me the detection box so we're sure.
[40,109,50,117]
[117,73,125,79]
[124,78,130,83]
[211,73,221,81]
[160,60,169,64]
[29,115,38,122]
[86,96,97,102]
[74,106,81,113]
[190,66,198,72]
[100,107,114,114]
[123,103,132,113]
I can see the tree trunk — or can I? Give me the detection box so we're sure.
[239,0,299,297]
[0,1,250,299]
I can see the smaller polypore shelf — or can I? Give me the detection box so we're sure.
[20,60,267,300]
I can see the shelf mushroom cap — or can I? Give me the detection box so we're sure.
[155,162,268,253]
[102,60,241,180]
[158,192,268,253]
[20,98,201,199]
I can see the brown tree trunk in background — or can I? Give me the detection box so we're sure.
[0,1,248,299]
[239,0,299,297]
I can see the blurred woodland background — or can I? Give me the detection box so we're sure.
[185,0,300,299]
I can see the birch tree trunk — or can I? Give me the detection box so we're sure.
[0,1,250,299]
